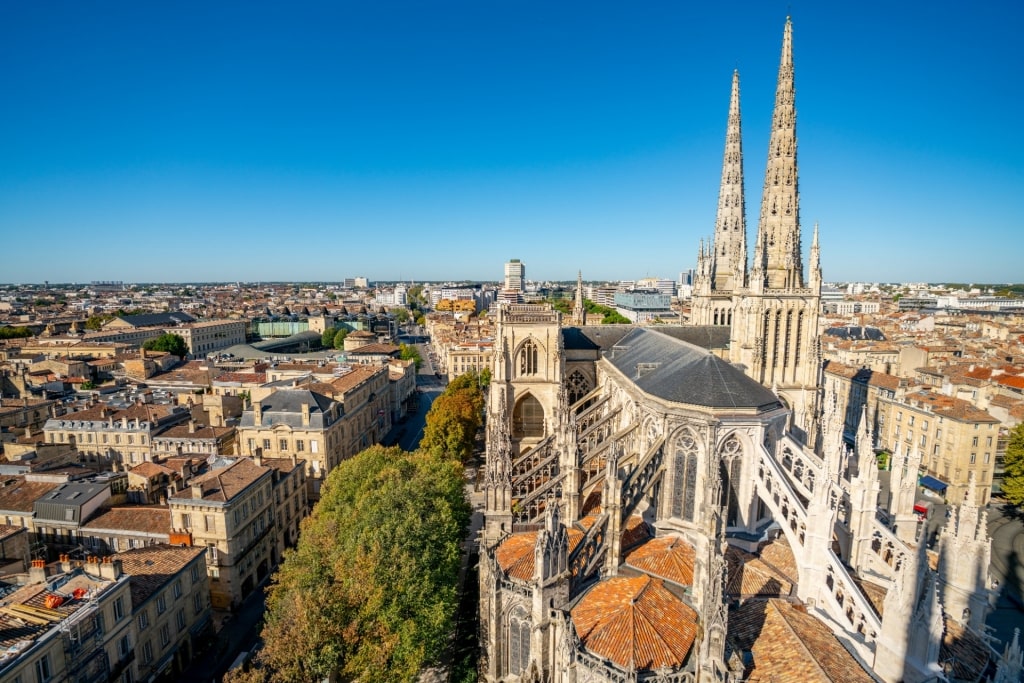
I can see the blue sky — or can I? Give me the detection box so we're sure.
[1,1,1021,285]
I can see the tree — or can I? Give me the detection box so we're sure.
[321,326,336,348]
[85,314,113,331]
[419,372,484,462]
[1002,423,1024,506]
[390,307,411,324]
[142,333,188,358]
[243,446,470,683]
[333,327,349,349]
[0,326,33,340]
[399,342,422,369]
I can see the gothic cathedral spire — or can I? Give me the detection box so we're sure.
[711,70,747,292]
[751,16,803,292]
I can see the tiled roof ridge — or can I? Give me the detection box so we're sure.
[769,600,835,680]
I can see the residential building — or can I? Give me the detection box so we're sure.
[0,558,134,683]
[115,544,211,681]
[237,389,345,500]
[43,402,191,468]
[877,389,1000,505]
[81,506,172,555]
[174,319,247,356]
[168,457,275,609]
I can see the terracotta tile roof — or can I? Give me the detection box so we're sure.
[170,457,270,503]
[115,543,206,608]
[725,548,793,598]
[494,528,584,581]
[757,536,799,584]
[0,476,60,513]
[82,506,171,536]
[850,575,886,617]
[729,599,874,683]
[213,372,266,384]
[620,515,651,551]
[571,574,698,671]
[129,462,175,479]
[941,617,994,681]
[624,534,695,587]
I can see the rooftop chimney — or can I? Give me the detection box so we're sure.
[301,402,310,427]
[188,420,196,434]
[254,402,262,427]
[191,481,205,499]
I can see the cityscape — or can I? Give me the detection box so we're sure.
[2,4,1024,683]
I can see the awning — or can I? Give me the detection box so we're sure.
[919,475,948,492]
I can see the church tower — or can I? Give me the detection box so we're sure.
[692,69,747,328]
[571,270,587,325]
[729,17,821,440]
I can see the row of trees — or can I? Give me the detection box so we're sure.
[0,326,33,339]
[420,370,487,462]
[1003,422,1024,506]
[232,371,485,682]
[548,297,631,324]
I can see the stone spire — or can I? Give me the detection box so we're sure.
[994,629,1023,683]
[483,389,513,539]
[937,472,994,630]
[752,17,803,292]
[809,221,822,291]
[572,270,586,325]
[710,69,747,293]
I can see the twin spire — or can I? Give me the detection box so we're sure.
[705,17,807,294]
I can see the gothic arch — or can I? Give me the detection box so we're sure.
[506,604,532,676]
[670,428,701,522]
[513,393,545,438]
[718,432,747,527]
[514,337,543,377]
[565,368,591,405]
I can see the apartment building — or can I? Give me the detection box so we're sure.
[115,544,211,682]
[174,319,247,356]
[151,420,236,460]
[0,558,134,683]
[168,457,275,609]
[877,389,1000,505]
[237,389,345,500]
[43,402,191,468]
[822,360,902,445]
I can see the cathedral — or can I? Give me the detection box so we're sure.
[478,18,1021,683]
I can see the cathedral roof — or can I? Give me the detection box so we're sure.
[601,327,782,410]
[624,534,695,588]
[729,599,875,683]
[493,527,584,581]
[571,574,698,671]
[725,547,793,598]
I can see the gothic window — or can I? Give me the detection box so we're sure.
[507,606,531,676]
[513,394,545,438]
[517,339,539,376]
[721,436,743,525]
[671,431,700,521]
[566,370,590,406]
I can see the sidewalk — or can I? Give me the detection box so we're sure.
[179,582,269,683]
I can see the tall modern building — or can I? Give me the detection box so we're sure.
[504,258,525,293]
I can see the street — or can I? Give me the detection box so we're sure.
[986,503,1024,651]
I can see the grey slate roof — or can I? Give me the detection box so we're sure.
[117,312,196,327]
[600,327,781,410]
[239,389,340,429]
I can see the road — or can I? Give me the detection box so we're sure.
[986,503,1024,651]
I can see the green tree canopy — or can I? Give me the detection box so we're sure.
[399,342,422,369]
[390,307,411,324]
[142,332,188,358]
[1002,423,1024,506]
[0,326,33,340]
[244,445,470,682]
[321,326,336,348]
[333,327,349,349]
[419,372,485,462]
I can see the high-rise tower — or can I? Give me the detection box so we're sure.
[691,70,747,328]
